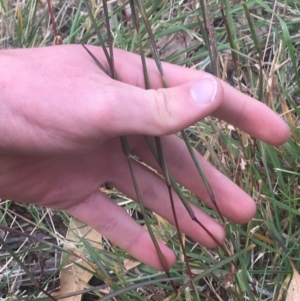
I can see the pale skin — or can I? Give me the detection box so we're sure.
[0,45,290,270]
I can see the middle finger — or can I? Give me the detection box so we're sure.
[108,152,225,248]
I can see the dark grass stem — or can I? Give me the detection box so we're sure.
[102,0,116,80]
[242,3,263,101]
[136,0,235,275]
[54,0,177,294]
[135,0,168,87]
[181,130,225,225]
[135,0,226,229]
[130,0,194,281]
[46,0,61,45]
[81,46,177,301]
[198,0,219,77]
[154,137,194,281]
[119,136,178,293]
[81,44,109,75]
[83,0,113,76]
[129,0,150,87]
[135,0,227,230]
[220,4,238,70]
[100,0,177,291]
[143,137,233,262]
[120,0,131,29]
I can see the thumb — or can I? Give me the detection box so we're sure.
[103,75,223,138]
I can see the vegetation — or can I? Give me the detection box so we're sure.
[0,0,299,300]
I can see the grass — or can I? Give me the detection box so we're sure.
[0,0,300,300]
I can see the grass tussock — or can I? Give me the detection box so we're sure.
[0,0,300,300]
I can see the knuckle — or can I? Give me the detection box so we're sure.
[126,231,147,254]
[150,88,174,135]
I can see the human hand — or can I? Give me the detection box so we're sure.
[0,45,290,270]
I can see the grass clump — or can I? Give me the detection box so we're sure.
[0,0,300,300]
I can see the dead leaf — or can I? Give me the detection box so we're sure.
[123,258,141,271]
[190,269,204,275]
[52,218,103,301]
[240,157,246,171]
[286,260,300,301]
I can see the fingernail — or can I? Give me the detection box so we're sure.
[191,76,217,104]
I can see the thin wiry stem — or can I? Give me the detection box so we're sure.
[83,0,113,74]
[136,0,226,241]
[46,0,58,37]
[81,44,175,294]
[198,0,219,76]
[131,0,194,281]
[181,130,225,224]
[102,0,117,79]
[155,137,194,280]
[81,44,109,75]
[100,0,177,290]
[144,138,226,248]
[120,136,178,293]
